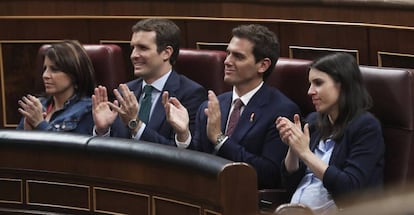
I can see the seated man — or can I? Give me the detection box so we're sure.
[163,24,300,188]
[92,18,207,147]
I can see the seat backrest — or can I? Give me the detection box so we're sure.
[37,44,127,98]
[267,57,313,116]
[360,66,414,186]
[174,48,231,94]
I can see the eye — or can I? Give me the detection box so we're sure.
[314,79,324,86]
[50,66,61,73]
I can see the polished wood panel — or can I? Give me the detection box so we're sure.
[280,23,368,63]
[0,5,414,129]
[0,41,59,128]
[196,42,228,51]
[94,187,150,215]
[0,178,22,204]
[378,51,414,69]
[26,180,90,211]
[153,196,201,215]
[289,45,359,63]
[1,1,414,27]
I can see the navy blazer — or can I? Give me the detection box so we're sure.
[281,112,384,206]
[191,84,300,189]
[110,70,207,146]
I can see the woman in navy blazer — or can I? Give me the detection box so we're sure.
[276,53,384,214]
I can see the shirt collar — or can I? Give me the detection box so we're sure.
[231,81,264,106]
[142,70,172,92]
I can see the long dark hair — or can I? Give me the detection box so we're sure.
[311,53,372,141]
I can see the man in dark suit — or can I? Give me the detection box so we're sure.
[92,18,206,147]
[163,24,300,189]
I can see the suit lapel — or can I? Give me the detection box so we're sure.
[229,85,269,142]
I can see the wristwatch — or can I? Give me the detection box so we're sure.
[216,133,228,145]
[128,118,139,130]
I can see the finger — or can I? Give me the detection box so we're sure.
[107,101,122,113]
[113,89,126,106]
[168,97,183,108]
[207,90,219,105]
[162,91,169,106]
[294,114,302,128]
[22,96,32,106]
[92,94,97,109]
[18,100,28,109]
[303,123,310,138]
[122,85,136,104]
[97,86,108,103]
[18,108,29,116]
[207,91,220,113]
[29,96,43,109]
[118,84,131,102]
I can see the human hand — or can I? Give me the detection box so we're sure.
[17,94,45,128]
[92,86,118,134]
[276,114,311,158]
[204,90,222,144]
[107,84,139,126]
[162,91,190,141]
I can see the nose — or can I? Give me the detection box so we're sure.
[42,67,51,79]
[130,47,139,60]
[307,85,315,96]
[224,54,232,66]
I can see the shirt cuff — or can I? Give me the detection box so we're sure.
[93,125,111,137]
[214,135,228,152]
[175,132,191,149]
[131,122,146,140]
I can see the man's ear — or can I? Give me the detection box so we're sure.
[257,58,271,74]
[162,46,173,62]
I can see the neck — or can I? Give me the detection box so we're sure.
[53,89,75,110]
[234,79,262,97]
[144,63,171,84]
[328,112,338,124]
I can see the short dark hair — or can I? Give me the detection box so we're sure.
[132,18,181,65]
[311,52,372,141]
[232,24,280,81]
[45,40,96,97]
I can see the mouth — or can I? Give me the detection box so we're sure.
[44,83,54,87]
[224,68,236,75]
[133,62,145,68]
[311,98,320,106]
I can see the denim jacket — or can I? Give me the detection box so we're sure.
[17,95,94,135]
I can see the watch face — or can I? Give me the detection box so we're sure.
[128,119,138,129]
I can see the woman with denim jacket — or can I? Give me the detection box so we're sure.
[17,40,96,135]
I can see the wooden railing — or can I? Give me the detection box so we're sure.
[0,130,258,215]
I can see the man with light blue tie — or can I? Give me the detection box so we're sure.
[92,18,207,147]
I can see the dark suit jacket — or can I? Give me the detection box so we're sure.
[191,84,300,189]
[110,70,207,146]
[281,112,384,207]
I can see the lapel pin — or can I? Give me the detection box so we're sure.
[250,113,255,122]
